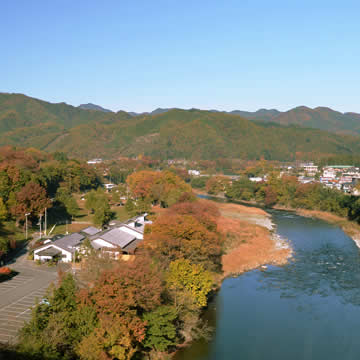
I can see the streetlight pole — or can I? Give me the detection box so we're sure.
[25,213,30,241]
[44,207,47,236]
[39,213,43,240]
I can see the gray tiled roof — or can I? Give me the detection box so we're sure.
[98,228,136,248]
[35,247,62,257]
[81,226,101,236]
[53,233,85,253]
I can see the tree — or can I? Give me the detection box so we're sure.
[166,259,213,308]
[93,202,112,227]
[143,213,222,271]
[78,257,163,360]
[18,274,97,360]
[0,197,7,221]
[143,306,177,352]
[56,187,78,219]
[205,176,230,195]
[10,182,51,223]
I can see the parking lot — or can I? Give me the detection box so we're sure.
[0,284,49,343]
[0,255,58,344]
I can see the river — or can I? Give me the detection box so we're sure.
[175,210,360,360]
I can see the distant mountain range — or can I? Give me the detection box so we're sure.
[2,92,360,161]
[78,103,112,112]
[79,102,360,136]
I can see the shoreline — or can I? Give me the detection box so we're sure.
[201,199,293,278]
[195,189,360,250]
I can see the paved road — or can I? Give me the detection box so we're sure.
[0,247,58,344]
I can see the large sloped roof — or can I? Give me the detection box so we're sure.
[53,233,85,252]
[98,228,136,248]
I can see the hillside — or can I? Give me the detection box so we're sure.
[1,93,360,161]
[78,103,112,112]
[230,106,360,135]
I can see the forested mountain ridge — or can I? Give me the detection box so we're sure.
[78,103,112,112]
[228,106,360,135]
[2,93,360,161]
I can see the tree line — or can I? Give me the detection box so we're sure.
[6,170,223,360]
[0,147,100,258]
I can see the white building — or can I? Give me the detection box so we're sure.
[34,233,85,263]
[90,214,152,256]
[188,170,200,176]
[301,162,318,176]
[87,158,103,165]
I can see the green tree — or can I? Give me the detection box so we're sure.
[143,306,177,352]
[0,197,7,221]
[19,274,97,360]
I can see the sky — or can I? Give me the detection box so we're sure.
[1,0,360,113]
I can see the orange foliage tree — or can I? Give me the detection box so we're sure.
[143,204,222,271]
[126,170,192,207]
[78,257,163,360]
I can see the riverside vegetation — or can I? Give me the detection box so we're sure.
[1,170,222,360]
[1,168,290,359]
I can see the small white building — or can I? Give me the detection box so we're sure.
[188,170,200,176]
[87,158,103,165]
[249,177,263,182]
[34,233,85,263]
[104,183,116,190]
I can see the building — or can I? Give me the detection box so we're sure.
[33,233,85,263]
[87,158,103,165]
[188,170,200,176]
[301,162,318,176]
[90,214,152,257]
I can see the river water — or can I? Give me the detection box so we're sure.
[175,210,360,360]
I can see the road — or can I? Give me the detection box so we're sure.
[0,247,58,344]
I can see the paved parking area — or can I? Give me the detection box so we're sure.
[0,275,34,294]
[0,285,49,343]
[0,252,58,344]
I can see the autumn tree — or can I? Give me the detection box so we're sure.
[167,259,213,308]
[205,176,231,195]
[127,170,192,207]
[143,212,222,271]
[10,182,51,224]
[78,257,164,360]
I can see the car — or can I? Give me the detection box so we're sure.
[40,298,50,306]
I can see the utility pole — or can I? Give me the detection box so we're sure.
[25,213,30,241]
[39,213,42,239]
[44,207,47,236]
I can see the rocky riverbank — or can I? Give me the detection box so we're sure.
[202,200,292,277]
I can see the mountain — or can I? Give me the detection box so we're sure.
[230,106,360,135]
[78,103,112,112]
[230,109,281,122]
[2,93,360,161]
[128,108,173,117]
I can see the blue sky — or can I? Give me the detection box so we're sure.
[1,0,359,112]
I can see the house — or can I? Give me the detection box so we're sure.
[104,183,116,191]
[298,176,315,184]
[33,233,85,263]
[90,214,152,256]
[87,158,103,165]
[249,177,263,182]
[188,170,200,176]
[301,162,318,176]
